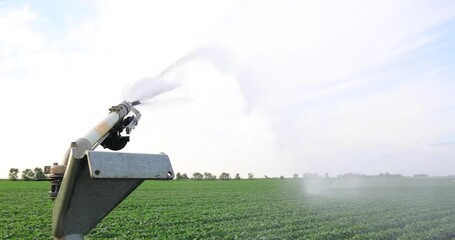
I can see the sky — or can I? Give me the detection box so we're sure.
[1,0,455,179]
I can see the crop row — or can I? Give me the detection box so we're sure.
[1,178,455,239]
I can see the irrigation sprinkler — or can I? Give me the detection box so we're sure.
[45,101,174,240]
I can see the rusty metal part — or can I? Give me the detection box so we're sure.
[45,163,67,200]
[93,122,111,137]
[50,164,66,175]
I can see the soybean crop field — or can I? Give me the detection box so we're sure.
[1,178,455,239]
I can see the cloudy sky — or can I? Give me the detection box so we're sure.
[1,0,454,179]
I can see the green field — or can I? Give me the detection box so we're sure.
[1,178,455,239]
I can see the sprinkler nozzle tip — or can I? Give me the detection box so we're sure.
[131,100,141,106]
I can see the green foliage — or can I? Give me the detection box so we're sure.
[203,172,216,180]
[21,169,34,181]
[2,178,455,239]
[175,172,190,180]
[219,172,231,180]
[33,168,47,180]
[0,181,52,239]
[192,172,203,180]
[8,168,19,181]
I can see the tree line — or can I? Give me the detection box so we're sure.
[8,168,437,181]
[8,168,47,181]
[175,172,255,180]
[7,168,256,181]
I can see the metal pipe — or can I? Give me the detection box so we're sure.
[56,234,84,240]
[82,113,120,147]
[61,102,131,164]
[53,102,132,239]
[83,102,131,148]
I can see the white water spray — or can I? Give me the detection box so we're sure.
[122,47,231,105]
[122,54,193,104]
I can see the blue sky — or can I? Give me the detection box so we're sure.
[0,0,454,178]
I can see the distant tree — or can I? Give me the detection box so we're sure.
[293,173,299,179]
[34,167,47,180]
[192,172,204,180]
[176,172,182,180]
[324,173,330,178]
[181,173,189,179]
[280,175,285,179]
[21,169,35,181]
[248,173,254,179]
[204,172,216,180]
[9,168,19,181]
[219,172,231,180]
[264,175,269,179]
[303,173,319,179]
[339,173,362,178]
[234,173,241,180]
[413,174,428,178]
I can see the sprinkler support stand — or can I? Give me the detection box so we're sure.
[47,102,174,239]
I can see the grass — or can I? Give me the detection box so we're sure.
[1,178,455,239]
[0,181,52,239]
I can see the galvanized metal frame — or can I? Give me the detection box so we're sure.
[51,102,174,239]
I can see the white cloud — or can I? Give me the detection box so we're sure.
[1,1,455,178]
[0,5,41,74]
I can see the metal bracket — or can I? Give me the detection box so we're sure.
[87,151,173,179]
[125,105,141,134]
[52,150,174,239]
